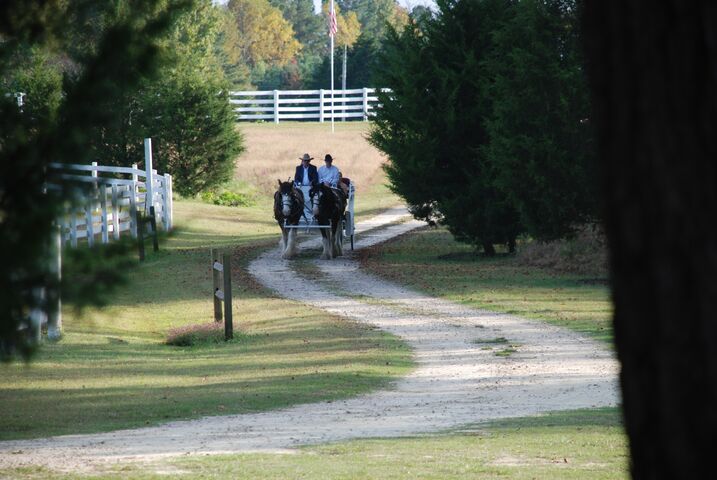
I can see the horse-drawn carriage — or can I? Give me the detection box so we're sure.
[274,179,355,259]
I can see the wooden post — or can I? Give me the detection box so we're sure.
[222,253,233,340]
[85,191,94,247]
[273,89,280,124]
[162,173,171,231]
[319,89,325,123]
[111,185,120,241]
[70,212,78,248]
[47,225,62,341]
[362,87,369,121]
[165,174,173,231]
[211,248,222,322]
[149,206,159,252]
[129,182,138,239]
[144,138,154,215]
[137,210,145,262]
[100,184,109,244]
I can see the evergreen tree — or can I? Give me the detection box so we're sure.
[484,0,597,241]
[370,0,521,254]
[0,0,190,361]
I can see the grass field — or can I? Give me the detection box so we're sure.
[6,409,627,479]
[360,227,614,344]
[0,123,406,441]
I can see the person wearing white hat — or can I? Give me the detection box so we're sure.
[293,153,319,186]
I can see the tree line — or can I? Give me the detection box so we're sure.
[371,0,596,254]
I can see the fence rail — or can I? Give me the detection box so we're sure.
[230,87,387,123]
[48,138,173,248]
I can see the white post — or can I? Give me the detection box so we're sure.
[100,184,109,244]
[29,287,45,344]
[85,193,94,247]
[319,89,325,123]
[363,87,369,121]
[163,173,172,231]
[273,90,280,124]
[47,226,62,341]
[111,185,120,240]
[144,138,154,215]
[330,24,335,132]
[342,44,347,122]
[91,161,98,180]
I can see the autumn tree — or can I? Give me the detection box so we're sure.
[227,0,301,78]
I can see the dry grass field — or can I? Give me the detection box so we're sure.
[236,122,387,194]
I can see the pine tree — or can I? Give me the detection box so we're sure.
[484,0,597,241]
[370,0,521,253]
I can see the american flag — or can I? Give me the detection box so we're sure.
[328,1,338,37]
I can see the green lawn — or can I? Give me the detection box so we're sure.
[2,408,627,480]
[0,182,410,441]
[360,227,614,344]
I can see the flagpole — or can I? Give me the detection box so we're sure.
[330,0,335,133]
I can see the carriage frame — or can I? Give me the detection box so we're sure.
[283,182,356,250]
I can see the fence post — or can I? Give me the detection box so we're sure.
[211,248,222,323]
[362,87,369,121]
[149,206,159,252]
[222,253,233,340]
[163,173,171,231]
[29,287,45,344]
[47,225,62,341]
[319,89,325,123]
[144,138,154,215]
[273,89,280,124]
[129,182,138,239]
[85,190,94,247]
[111,185,120,241]
[100,184,109,244]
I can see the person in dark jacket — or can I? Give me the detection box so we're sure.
[294,153,319,185]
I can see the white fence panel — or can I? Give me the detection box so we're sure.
[229,87,389,123]
[48,138,173,247]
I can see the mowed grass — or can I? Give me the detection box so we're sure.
[0,123,406,441]
[360,227,614,344]
[5,409,627,479]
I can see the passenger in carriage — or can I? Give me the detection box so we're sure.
[318,154,340,187]
[320,154,350,196]
[294,153,319,186]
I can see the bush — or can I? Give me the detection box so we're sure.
[201,189,254,207]
[516,225,608,276]
[166,323,226,347]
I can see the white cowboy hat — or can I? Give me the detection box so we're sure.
[299,153,314,161]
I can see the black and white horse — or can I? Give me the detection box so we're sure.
[310,183,346,259]
[274,179,304,259]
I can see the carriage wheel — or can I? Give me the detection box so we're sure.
[350,234,354,250]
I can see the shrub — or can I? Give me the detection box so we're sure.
[516,225,608,276]
[201,189,254,207]
[166,323,226,347]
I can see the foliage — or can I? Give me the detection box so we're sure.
[484,0,597,240]
[78,0,244,196]
[138,70,243,196]
[201,187,254,207]
[370,0,522,254]
[0,0,188,361]
[227,0,301,69]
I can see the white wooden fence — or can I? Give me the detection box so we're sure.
[230,88,386,122]
[48,138,173,248]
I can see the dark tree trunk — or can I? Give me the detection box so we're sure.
[482,242,496,256]
[582,2,717,478]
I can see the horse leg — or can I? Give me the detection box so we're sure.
[331,221,341,257]
[320,229,331,260]
[284,227,298,258]
[279,227,288,253]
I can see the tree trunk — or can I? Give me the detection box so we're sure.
[482,243,496,256]
[582,2,717,478]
